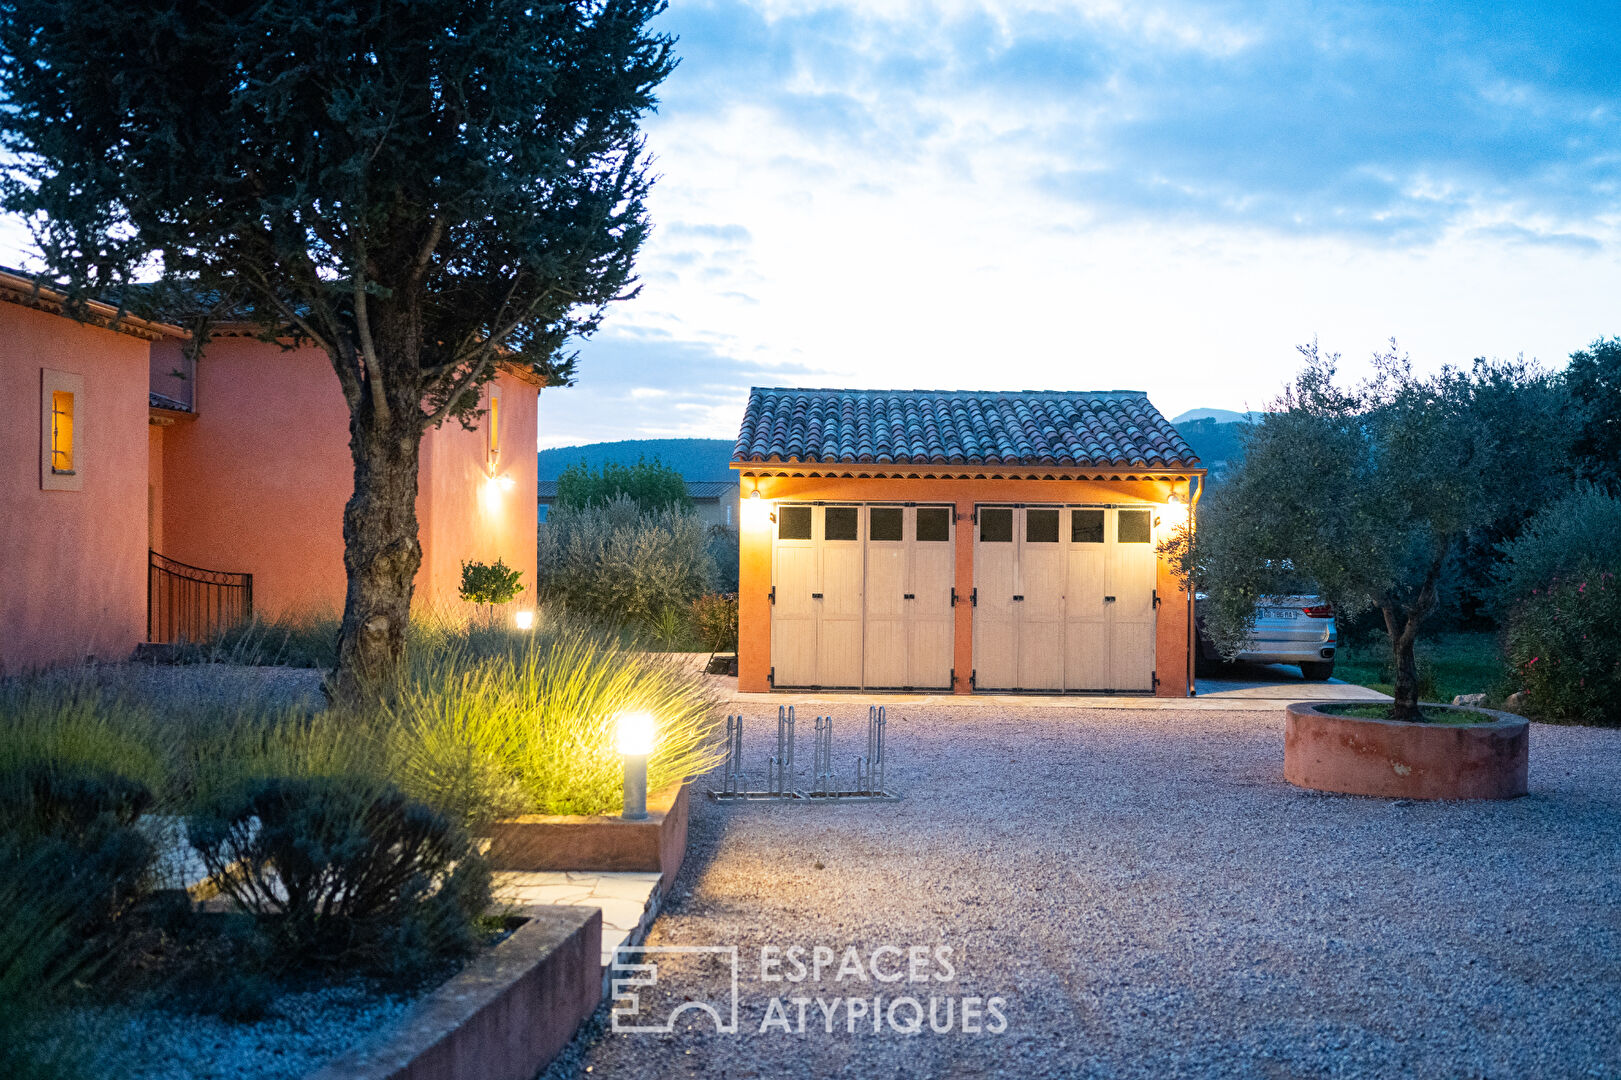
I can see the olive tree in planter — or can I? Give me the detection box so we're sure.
[0,0,674,699]
[1165,341,1565,721]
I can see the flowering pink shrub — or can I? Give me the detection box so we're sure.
[1504,572,1621,725]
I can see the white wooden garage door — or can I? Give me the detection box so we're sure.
[972,505,1157,693]
[770,504,954,690]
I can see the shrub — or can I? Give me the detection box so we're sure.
[555,456,692,513]
[389,624,723,819]
[690,593,738,654]
[459,558,523,607]
[706,524,739,592]
[537,495,715,629]
[1492,485,1621,613]
[0,681,164,928]
[1504,573,1621,725]
[187,773,490,975]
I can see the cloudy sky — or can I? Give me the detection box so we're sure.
[2,2,1612,449]
[544,0,1621,447]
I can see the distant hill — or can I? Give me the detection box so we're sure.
[1174,418,1250,470]
[1171,407,1260,425]
[537,438,736,482]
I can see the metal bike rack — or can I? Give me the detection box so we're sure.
[709,704,897,801]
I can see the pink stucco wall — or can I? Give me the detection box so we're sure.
[418,369,540,616]
[158,337,539,621]
[157,337,352,619]
[0,303,152,674]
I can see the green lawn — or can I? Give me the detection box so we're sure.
[1334,630,1509,704]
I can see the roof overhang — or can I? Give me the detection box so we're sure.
[731,460,1206,482]
[0,269,188,342]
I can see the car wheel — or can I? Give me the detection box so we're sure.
[1299,661,1334,681]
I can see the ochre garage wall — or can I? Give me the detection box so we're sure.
[0,305,153,674]
[735,472,1197,697]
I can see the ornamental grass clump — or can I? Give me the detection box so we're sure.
[0,681,167,930]
[389,624,723,820]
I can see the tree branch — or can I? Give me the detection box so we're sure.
[420,354,498,431]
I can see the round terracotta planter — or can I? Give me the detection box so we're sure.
[1284,701,1529,800]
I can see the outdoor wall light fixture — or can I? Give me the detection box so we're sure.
[514,609,535,630]
[617,711,656,820]
[742,487,772,531]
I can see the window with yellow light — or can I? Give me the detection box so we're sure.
[50,390,75,473]
[40,369,84,492]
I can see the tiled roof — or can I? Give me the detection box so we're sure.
[732,388,1199,469]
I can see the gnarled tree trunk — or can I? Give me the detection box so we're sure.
[330,303,430,702]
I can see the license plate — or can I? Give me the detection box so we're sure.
[1262,607,1298,619]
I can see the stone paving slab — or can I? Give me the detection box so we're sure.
[495,871,663,972]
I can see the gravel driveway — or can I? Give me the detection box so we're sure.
[544,705,1621,1080]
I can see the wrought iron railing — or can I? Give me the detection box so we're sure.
[147,550,253,644]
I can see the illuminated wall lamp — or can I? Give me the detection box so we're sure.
[514,609,535,630]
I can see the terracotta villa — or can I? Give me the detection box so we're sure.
[0,270,540,675]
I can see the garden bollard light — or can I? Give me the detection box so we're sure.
[617,711,656,820]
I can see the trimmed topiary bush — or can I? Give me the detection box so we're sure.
[1504,572,1621,725]
[187,774,491,976]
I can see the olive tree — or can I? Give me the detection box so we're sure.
[0,0,674,696]
[1166,341,1566,719]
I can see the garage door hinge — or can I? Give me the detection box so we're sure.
[769,585,776,605]
[950,667,956,687]
[768,667,775,687]
[970,588,978,607]
[950,587,958,606]
[1152,671,1159,690]
[1152,589,1160,609]
[970,669,977,689]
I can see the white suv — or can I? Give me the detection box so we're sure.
[1196,594,1338,680]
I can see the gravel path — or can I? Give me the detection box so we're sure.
[544,705,1621,1080]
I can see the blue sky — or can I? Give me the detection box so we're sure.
[544,0,1621,446]
[4,1,1614,448]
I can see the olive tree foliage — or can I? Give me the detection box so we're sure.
[0,0,675,697]
[1165,341,1567,719]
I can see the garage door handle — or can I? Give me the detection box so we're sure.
[811,592,823,599]
[1012,595,1024,601]
[1104,595,1116,602]
[903,593,915,600]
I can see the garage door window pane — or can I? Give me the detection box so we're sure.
[825,507,859,540]
[779,505,812,540]
[870,507,903,541]
[979,507,1012,542]
[1071,509,1104,543]
[915,507,951,541]
[1118,509,1151,543]
[1026,508,1059,542]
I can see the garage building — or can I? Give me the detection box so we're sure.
[731,388,1203,696]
